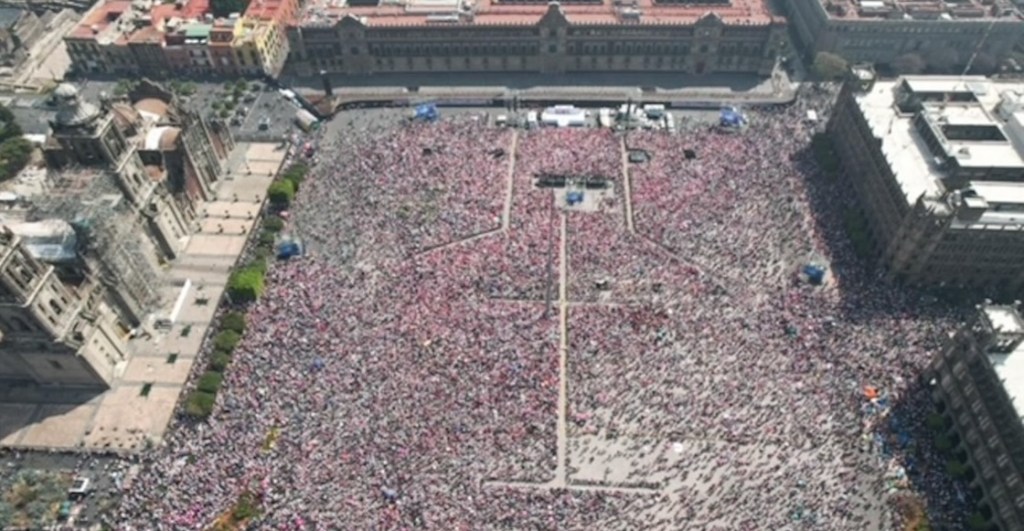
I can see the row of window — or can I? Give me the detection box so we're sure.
[831,24,990,35]
[306,41,764,60]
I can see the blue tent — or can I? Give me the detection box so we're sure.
[414,103,439,122]
[566,191,584,206]
[277,241,302,260]
[803,264,826,285]
[720,107,746,128]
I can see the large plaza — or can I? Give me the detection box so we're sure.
[111,96,972,530]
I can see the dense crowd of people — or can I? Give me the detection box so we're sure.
[113,94,974,530]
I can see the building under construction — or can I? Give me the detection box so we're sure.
[23,166,165,327]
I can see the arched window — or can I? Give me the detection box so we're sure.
[49,299,63,316]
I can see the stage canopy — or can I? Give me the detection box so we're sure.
[413,103,438,122]
[720,107,747,128]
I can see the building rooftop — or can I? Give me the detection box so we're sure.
[297,0,775,27]
[854,76,1024,221]
[245,0,290,21]
[69,0,212,44]
[819,0,1023,21]
[68,0,131,41]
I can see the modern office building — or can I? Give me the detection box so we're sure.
[926,303,1024,531]
[285,0,789,76]
[828,73,1024,293]
[778,0,1024,67]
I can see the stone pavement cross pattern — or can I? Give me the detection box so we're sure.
[390,131,887,529]
[0,143,286,453]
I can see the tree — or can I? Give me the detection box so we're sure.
[210,352,232,372]
[197,371,223,393]
[113,78,141,97]
[282,164,307,190]
[926,412,946,431]
[813,52,848,80]
[214,330,241,353]
[268,180,296,207]
[245,257,268,274]
[263,216,285,233]
[0,104,21,143]
[0,137,32,182]
[946,460,969,478]
[185,391,216,418]
[967,52,998,76]
[967,512,989,531]
[925,47,960,74]
[211,0,249,17]
[221,311,246,334]
[892,53,926,75]
[258,231,276,247]
[227,266,265,303]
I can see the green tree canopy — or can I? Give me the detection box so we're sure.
[263,216,285,233]
[268,180,296,207]
[0,104,21,143]
[228,266,265,303]
[221,311,247,334]
[892,53,926,75]
[967,511,989,531]
[813,52,848,80]
[197,371,223,393]
[185,391,216,418]
[210,352,232,372]
[0,137,32,183]
[214,330,241,353]
[924,47,960,74]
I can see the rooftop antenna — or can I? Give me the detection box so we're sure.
[961,17,998,76]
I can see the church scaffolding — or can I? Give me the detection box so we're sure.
[28,167,164,325]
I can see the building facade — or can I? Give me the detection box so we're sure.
[65,0,297,78]
[0,226,130,388]
[828,74,1024,293]
[287,2,787,76]
[779,0,1024,67]
[926,303,1024,531]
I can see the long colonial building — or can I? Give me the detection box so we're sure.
[828,72,1024,294]
[286,0,788,76]
[779,0,1023,67]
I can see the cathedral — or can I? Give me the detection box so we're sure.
[0,80,232,388]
